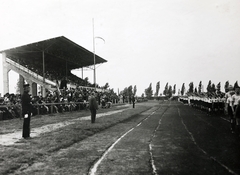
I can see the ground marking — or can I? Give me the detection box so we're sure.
[88,107,162,175]
[178,108,238,175]
[148,103,171,175]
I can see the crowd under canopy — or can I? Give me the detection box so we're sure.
[0,36,107,84]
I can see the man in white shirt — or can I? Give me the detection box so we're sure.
[233,87,240,136]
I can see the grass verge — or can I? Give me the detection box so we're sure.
[0,103,152,175]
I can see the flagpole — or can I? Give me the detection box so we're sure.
[93,18,96,90]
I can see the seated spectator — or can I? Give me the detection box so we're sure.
[60,77,68,90]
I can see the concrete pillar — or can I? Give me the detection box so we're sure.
[82,67,84,79]
[32,82,37,96]
[19,74,24,95]
[2,52,10,95]
[40,86,43,97]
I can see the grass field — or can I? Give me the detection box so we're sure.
[0,102,155,175]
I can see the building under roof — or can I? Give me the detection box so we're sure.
[0,36,107,75]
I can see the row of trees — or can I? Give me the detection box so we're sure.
[106,80,239,101]
[184,80,239,96]
[144,82,176,99]
[143,80,239,99]
[119,85,137,98]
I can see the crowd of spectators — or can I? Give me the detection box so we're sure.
[0,57,133,120]
[0,84,121,120]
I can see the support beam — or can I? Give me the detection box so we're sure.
[2,52,10,95]
[82,67,83,79]
[19,74,24,95]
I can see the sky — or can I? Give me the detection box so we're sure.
[0,0,240,96]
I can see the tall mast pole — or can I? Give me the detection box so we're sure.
[93,18,96,90]
[42,51,45,97]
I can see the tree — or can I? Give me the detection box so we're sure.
[181,83,185,96]
[133,85,137,96]
[128,85,133,96]
[168,85,173,97]
[198,81,202,93]
[122,87,128,97]
[163,83,168,96]
[194,87,198,93]
[234,81,239,90]
[155,81,160,97]
[211,83,216,94]
[172,84,176,95]
[207,80,212,93]
[216,82,221,94]
[145,83,153,99]
[188,82,194,93]
[224,81,229,93]
[128,85,133,103]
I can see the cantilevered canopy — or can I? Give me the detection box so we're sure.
[0,36,107,74]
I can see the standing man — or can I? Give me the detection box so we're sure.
[21,84,33,139]
[89,92,98,123]
[226,91,235,133]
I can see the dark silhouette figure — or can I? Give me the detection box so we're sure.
[89,92,98,123]
[22,84,33,138]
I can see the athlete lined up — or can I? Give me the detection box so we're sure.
[226,86,240,136]
[232,87,240,136]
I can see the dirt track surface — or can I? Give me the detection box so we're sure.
[1,100,240,175]
[89,101,240,175]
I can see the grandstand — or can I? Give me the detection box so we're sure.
[0,36,107,96]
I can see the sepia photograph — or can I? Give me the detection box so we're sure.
[0,0,240,174]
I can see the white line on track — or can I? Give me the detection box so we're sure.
[88,110,158,175]
[148,115,161,175]
[221,117,230,122]
[148,103,170,175]
[88,127,134,175]
[178,108,238,175]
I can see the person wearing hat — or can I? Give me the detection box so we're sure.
[88,92,98,123]
[21,84,33,139]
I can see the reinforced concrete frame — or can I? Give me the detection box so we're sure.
[1,52,43,97]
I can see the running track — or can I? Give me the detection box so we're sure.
[88,101,240,175]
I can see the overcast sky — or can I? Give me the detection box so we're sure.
[0,0,240,96]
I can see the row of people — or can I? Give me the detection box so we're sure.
[179,85,240,137]
[179,93,225,113]
[0,86,123,120]
[225,86,240,136]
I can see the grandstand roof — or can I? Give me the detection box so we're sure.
[0,36,107,74]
